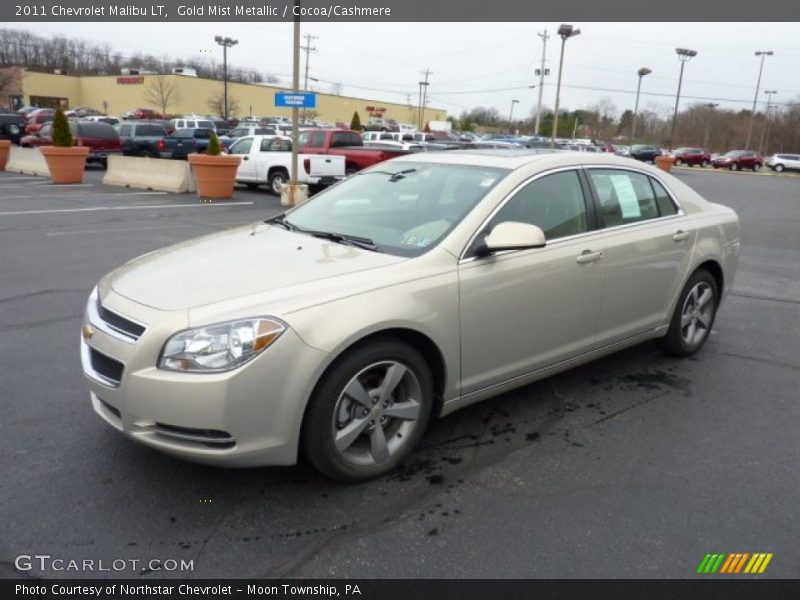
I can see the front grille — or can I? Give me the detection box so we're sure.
[151,423,236,449]
[89,348,124,385]
[97,300,146,341]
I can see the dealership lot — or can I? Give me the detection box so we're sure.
[0,168,797,578]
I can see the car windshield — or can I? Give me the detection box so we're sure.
[281,162,509,257]
[674,147,690,154]
[724,151,743,157]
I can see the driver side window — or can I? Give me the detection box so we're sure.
[488,171,588,241]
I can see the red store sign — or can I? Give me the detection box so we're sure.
[116,76,144,85]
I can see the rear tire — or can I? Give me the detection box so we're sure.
[662,269,719,357]
[302,339,434,482]
[700,159,709,168]
[268,169,289,195]
[753,162,762,172]
[674,158,683,166]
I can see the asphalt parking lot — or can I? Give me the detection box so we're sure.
[1,166,798,579]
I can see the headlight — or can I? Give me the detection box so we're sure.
[158,318,286,373]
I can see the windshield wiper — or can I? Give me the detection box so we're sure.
[305,230,379,251]
[266,215,298,231]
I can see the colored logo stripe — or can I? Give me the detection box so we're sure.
[698,552,773,574]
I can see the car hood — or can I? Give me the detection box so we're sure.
[109,223,405,311]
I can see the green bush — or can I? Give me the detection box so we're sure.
[206,132,221,156]
[350,111,362,131]
[51,109,73,147]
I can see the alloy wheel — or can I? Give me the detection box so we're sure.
[680,282,715,348]
[331,361,422,467]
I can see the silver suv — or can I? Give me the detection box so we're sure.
[767,153,800,173]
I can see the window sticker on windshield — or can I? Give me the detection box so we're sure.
[479,177,497,187]
[609,175,641,218]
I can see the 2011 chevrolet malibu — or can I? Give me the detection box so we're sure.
[81,150,740,481]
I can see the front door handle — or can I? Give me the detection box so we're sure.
[673,230,690,242]
[576,250,603,264]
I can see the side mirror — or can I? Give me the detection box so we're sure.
[477,221,546,256]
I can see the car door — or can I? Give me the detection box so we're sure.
[585,168,694,347]
[228,137,255,180]
[458,169,607,395]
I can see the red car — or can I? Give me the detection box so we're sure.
[25,109,55,134]
[712,150,763,171]
[21,121,122,167]
[124,108,162,120]
[671,147,711,167]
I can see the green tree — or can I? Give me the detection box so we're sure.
[51,108,73,147]
[206,132,221,156]
[350,111,362,131]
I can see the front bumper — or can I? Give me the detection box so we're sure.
[81,288,328,467]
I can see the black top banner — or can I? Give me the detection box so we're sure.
[3,0,799,22]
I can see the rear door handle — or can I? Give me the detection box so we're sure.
[576,250,603,264]
[673,230,691,242]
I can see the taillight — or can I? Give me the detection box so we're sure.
[156,139,165,151]
[303,158,310,173]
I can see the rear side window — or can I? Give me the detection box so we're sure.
[331,132,351,147]
[650,178,678,217]
[298,131,326,147]
[77,123,118,138]
[588,169,660,227]
[137,125,165,136]
[489,170,588,241]
[176,129,192,138]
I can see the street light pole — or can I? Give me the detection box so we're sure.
[703,102,719,150]
[669,47,697,151]
[629,67,651,144]
[534,29,549,137]
[214,35,239,120]
[290,0,300,196]
[758,90,777,156]
[745,50,773,150]
[551,24,581,148]
[509,99,519,132]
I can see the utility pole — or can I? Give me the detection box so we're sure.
[300,33,318,123]
[534,30,549,137]
[746,51,773,150]
[758,90,777,156]
[418,68,431,130]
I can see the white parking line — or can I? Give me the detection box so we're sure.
[0,191,167,201]
[0,182,94,188]
[0,201,255,216]
[0,176,51,182]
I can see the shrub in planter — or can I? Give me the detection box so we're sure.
[187,132,241,199]
[39,108,89,184]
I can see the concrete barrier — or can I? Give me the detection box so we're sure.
[103,155,196,193]
[5,146,50,177]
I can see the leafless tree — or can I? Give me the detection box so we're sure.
[144,75,178,117]
[207,91,240,117]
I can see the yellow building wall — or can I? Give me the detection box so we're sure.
[21,72,447,126]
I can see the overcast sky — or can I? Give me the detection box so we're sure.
[15,21,800,119]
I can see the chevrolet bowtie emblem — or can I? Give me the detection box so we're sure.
[82,325,95,340]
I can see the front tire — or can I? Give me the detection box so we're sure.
[674,158,683,166]
[302,339,434,481]
[774,164,785,172]
[730,162,740,171]
[662,269,719,357]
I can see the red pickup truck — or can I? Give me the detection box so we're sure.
[297,129,408,174]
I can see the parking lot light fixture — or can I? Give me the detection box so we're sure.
[629,67,651,144]
[551,24,581,148]
[214,35,239,120]
[669,47,697,151]
[746,51,774,150]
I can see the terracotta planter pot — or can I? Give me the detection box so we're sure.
[188,154,242,199]
[0,140,10,171]
[40,145,90,183]
[655,155,676,173]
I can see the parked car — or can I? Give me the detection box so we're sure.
[170,117,214,131]
[470,140,526,149]
[766,153,800,173]
[117,121,168,157]
[159,127,213,159]
[362,131,415,143]
[123,108,162,120]
[25,109,55,134]
[363,140,426,152]
[298,128,410,174]
[0,112,26,144]
[66,107,104,118]
[671,147,711,167]
[219,124,278,149]
[20,121,121,166]
[82,115,120,126]
[227,135,346,194]
[81,151,740,481]
[211,118,232,136]
[626,144,662,163]
[712,150,763,171]
[364,117,399,132]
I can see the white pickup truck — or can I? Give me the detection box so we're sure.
[227,135,346,194]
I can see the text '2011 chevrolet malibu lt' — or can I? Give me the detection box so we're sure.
[81,150,740,481]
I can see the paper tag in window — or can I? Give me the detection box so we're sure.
[609,175,641,218]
